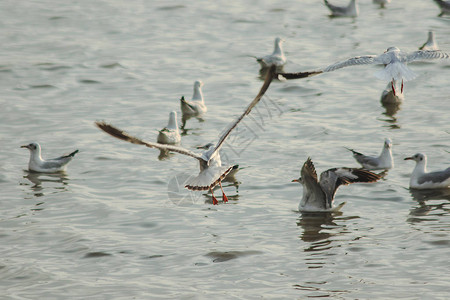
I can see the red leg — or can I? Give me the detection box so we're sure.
[219,182,228,203]
[401,80,404,94]
[211,188,218,205]
[391,80,396,96]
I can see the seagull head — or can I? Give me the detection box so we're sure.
[193,80,203,89]
[21,142,40,152]
[404,153,426,163]
[197,143,214,151]
[385,46,400,53]
[384,138,392,149]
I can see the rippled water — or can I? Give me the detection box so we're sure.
[1,1,449,298]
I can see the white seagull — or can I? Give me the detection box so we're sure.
[180,80,207,116]
[404,153,450,189]
[346,138,394,170]
[256,37,287,68]
[157,111,181,145]
[419,31,439,51]
[373,0,390,9]
[324,0,359,17]
[322,46,450,96]
[433,0,450,16]
[96,66,276,205]
[21,142,79,173]
[292,157,381,212]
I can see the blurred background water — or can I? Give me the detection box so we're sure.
[1,0,449,298]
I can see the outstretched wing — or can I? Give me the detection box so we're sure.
[404,50,449,63]
[323,55,378,72]
[95,121,203,161]
[276,70,323,80]
[320,167,380,207]
[208,65,276,160]
[301,157,327,210]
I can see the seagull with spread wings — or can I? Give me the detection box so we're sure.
[322,46,449,96]
[96,66,275,205]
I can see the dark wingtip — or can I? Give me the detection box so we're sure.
[69,149,79,157]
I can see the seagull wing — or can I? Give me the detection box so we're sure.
[301,158,327,210]
[323,55,378,72]
[276,70,323,80]
[404,50,449,63]
[418,167,450,185]
[319,167,381,207]
[207,65,275,161]
[95,121,203,161]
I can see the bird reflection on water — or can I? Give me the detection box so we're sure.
[408,188,450,222]
[22,171,70,198]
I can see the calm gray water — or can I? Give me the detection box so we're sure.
[1,0,449,299]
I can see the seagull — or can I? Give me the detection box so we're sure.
[373,0,390,9]
[96,66,276,205]
[322,46,450,96]
[324,0,359,17]
[276,70,323,80]
[292,157,381,212]
[157,111,181,145]
[433,0,450,16]
[21,142,79,173]
[419,31,439,51]
[180,80,207,116]
[404,153,450,189]
[346,138,394,170]
[256,37,287,68]
[380,80,404,105]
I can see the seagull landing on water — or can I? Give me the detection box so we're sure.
[180,80,207,116]
[373,0,390,9]
[292,158,381,212]
[324,0,359,17]
[404,153,450,189]
[256,37,287,69]
[433,0,450,16]
[21,142,78,173]
[419,31,439,51]
[322,46,450,96]
[346,138,394,170]
[96,66,276,205]
[157,111,181,145]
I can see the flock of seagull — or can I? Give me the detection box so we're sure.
[21,1,450,212]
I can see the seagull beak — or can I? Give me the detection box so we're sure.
[404,156,413,161]
[291,179,299,182]
[20,145,29,149]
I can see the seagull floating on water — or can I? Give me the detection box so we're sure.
[346,138,394,170]
[96,66,276,205]
[157,111,181,145]
[419,31,439,51]
[292,157,381,212]
[433,0,450,16]
[180,80,207,116]
[322,46,450,96]
[256,37,287,68]
[324,0,359,17]
[373,0,390,9]
[380,80,404,105]
[21,142,78,173]
[404,153,450,189]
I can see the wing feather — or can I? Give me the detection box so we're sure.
[404,50,449,63]
[95,121,202,160]
[323,55,377,72]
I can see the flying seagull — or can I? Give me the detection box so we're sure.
[322,46,450,96]
[292,157,381,212]
[324,0,359,17]
[346,138,394,170]
[96,66,276,205]
[21,142,78,173]
[404,153,450,189]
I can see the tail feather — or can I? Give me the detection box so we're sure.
[65,150,79,158]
